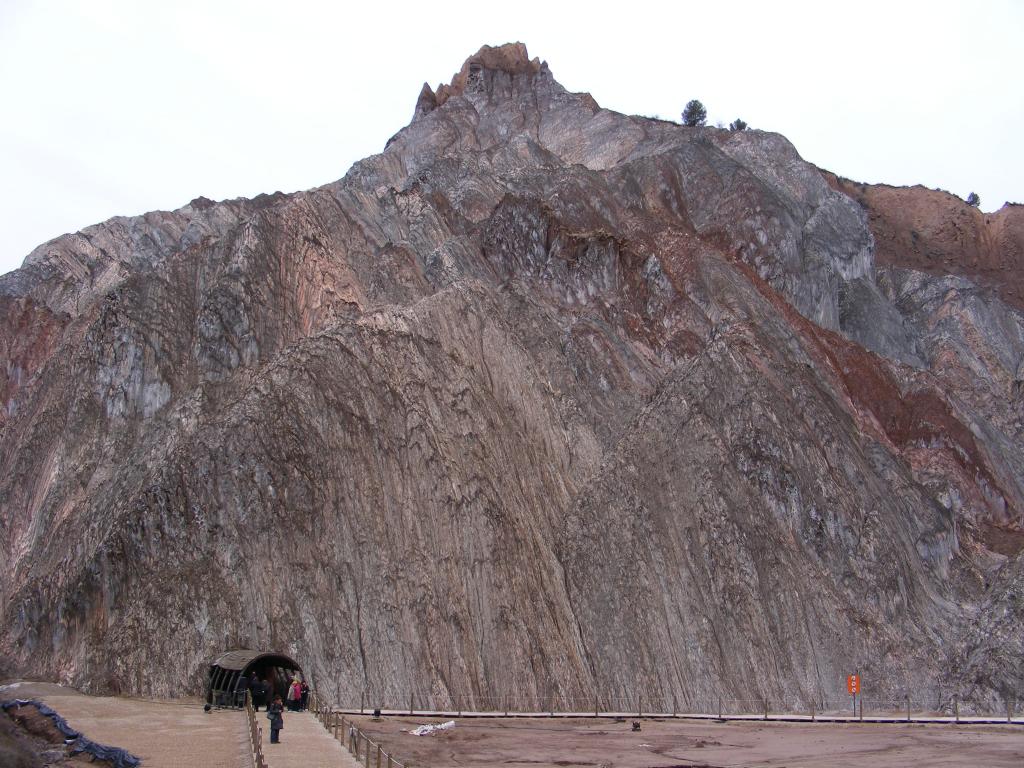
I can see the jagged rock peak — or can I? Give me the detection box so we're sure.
[454,41,542,79]
[415,42,549,118]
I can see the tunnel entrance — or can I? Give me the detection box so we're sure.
[206,649,303,707]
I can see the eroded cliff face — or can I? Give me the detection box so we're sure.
[1,43,1021,711]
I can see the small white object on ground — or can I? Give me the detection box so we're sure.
[410,720,456,736]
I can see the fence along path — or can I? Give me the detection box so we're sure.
[256,706,361,768]
[331,691,1024,727]
[308,692,410,768]
[331,704,1024,726]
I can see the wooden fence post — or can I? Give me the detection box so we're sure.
[763,698,768,721]
[906,695,911,722]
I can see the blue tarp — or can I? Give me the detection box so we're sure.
[1,698,142,767]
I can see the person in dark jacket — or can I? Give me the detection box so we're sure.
[235,673,250,708]
[267,696,284,744]
[300,680,310,711]
[251,675,265,711]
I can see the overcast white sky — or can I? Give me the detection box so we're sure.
[1,0,1021,276]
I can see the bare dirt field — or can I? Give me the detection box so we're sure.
[350,714,1024,768]
[1,681,248,768]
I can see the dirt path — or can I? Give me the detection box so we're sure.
[259,710,361,767]
[2,682,362,767]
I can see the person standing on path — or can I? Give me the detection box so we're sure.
[287,678,302,712]
[251,675,264,711]
[300,680,310,711]
[261,677,273,710]
[267,696,284,744]
[235,672,250,708]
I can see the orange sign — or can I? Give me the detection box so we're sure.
[847,674,860,695]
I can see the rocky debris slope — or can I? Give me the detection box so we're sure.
[1,43,1021,712]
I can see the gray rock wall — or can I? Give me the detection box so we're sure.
[1,44,1020,711]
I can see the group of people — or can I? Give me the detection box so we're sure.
[232,673,309,744]
[286,677,310,711]
[263,677,310,744]
[234,672,309,710]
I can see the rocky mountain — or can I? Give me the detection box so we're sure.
[2,43,1021,712]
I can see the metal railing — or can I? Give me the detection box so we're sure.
[329,690,1021,725]
[209,686,245,709]
[310,691,410,767]
[244,691,268,768]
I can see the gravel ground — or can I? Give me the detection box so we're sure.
[350,714,1024,767]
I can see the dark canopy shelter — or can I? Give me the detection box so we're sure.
[206,649,303,706]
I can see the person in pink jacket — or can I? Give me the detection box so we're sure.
[287,678,302,711]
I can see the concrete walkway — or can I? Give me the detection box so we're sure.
[261,710,361,767]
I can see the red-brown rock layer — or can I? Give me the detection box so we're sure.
[824,172,1024,310]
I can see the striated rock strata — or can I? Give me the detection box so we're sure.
[2,43,1022,712]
